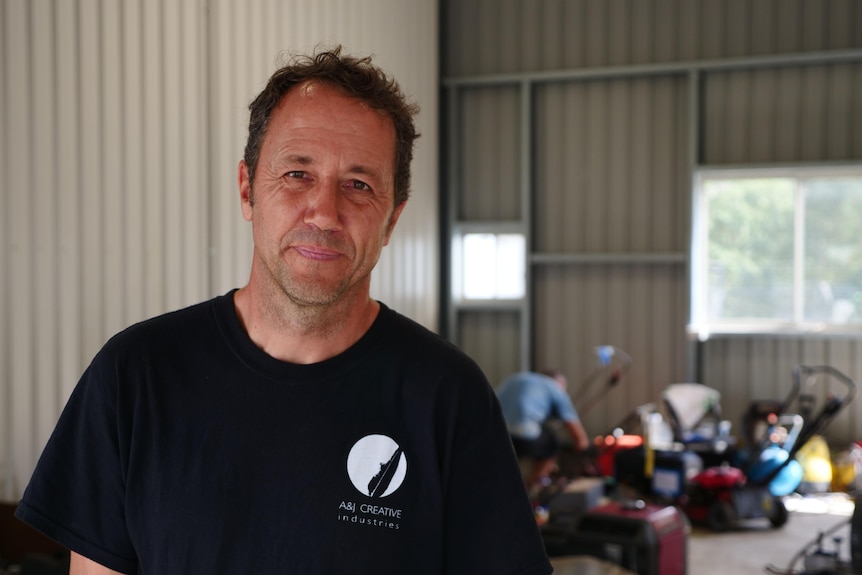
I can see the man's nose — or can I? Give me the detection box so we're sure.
[302,181,342,230]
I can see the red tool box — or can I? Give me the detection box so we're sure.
[543,500,689,575]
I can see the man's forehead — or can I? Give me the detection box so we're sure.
[279,79,374,113]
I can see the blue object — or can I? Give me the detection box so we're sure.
[594,345,615,366]
[747,445,804,496]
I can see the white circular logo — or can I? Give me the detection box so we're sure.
[346,434,407,498]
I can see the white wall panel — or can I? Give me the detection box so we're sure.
[1,0,438,502]
[0,0,211,502]
[0,0,8,504]
[3,0,33,503]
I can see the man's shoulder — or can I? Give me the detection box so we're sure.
[378,304,488,383]
[102,294,227,355]
[382,305,474,361]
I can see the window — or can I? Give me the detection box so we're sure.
[691,167,862,336]
[455,233,526,300]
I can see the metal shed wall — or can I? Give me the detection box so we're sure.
[444,0,862,443]
[0,0,439,501]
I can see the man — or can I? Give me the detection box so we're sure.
[15,47,552,575]
[497,370,590,490]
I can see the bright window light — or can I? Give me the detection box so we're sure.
[462,233,525,300]
[691,167,862,335]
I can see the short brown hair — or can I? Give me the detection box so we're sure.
[244,45,420,206]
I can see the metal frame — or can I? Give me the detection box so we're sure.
[442,49,862,374]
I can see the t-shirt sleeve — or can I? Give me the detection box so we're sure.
[440,367,553,575]
[549,382,580,423]
[15,349,138,574]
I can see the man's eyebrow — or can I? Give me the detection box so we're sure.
[284,154,313,165]
[282,156,375,172]
[348,164,379,177]
[278,154,384,180]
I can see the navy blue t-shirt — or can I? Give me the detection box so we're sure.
[16,292,552,575]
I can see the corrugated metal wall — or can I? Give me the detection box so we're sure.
[443,0,862,444]
[0,0,438,501]
[1,0,211,503]
[444,0,862,76]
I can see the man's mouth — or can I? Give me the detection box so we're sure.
[293,245,342,261]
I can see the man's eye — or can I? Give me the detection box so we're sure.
[349,180,371,191]
[285,171,306,179]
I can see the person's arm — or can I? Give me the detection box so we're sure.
[546,381,589,451]
[70,552,125,575]
[15,349,139,574]
[564,419,590,451]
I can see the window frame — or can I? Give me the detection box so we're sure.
[451,226,527,303]
[690,164,862,339]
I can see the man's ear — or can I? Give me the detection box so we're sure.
[238,160,253,221]
[383,201,407,246]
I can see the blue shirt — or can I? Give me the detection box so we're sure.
[496,372,580,440]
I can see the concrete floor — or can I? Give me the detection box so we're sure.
[548,492,857,575]
[689,492,855,575]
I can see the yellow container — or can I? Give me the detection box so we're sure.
[795,435,832,494]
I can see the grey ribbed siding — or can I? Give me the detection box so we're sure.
[443,0,862,445]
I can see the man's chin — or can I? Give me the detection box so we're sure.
[280,282,344,308]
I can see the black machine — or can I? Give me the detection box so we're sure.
[765,494,862,575]
[740,364,803,467]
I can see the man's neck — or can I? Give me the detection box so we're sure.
[232,285,380,365]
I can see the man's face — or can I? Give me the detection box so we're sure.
[239,81,404,308]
